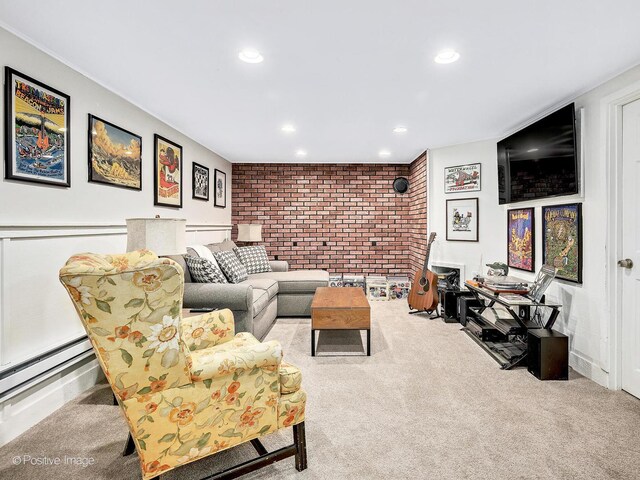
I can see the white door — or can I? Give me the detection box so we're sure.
[621,98,640,398]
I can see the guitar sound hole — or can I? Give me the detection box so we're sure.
[419,277,427,286]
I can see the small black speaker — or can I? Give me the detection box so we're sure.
[393,177,409,194]
[527,329,568,381]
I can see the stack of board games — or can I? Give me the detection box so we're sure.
[366,276,389,301]
[387,276,411,300]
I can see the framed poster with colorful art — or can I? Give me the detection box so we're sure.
[154,134,182,207]
[542,203,582,283]
[88,114,142,190]
[192,162,209,201]
[444,163,481,193]
[446,197,479,242]
[4,67,71,187]
[507,207,535,272]
[214,169,226,208]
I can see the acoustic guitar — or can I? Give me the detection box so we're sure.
[408,232,439,312]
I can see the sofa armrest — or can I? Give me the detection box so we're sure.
[183,283,252,311]
[190,339,283,382]
[269,260,289,272]
[181,308,235,351]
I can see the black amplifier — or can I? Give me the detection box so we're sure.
[466,319,505,342]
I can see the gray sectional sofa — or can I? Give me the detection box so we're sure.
[167,240,328,339]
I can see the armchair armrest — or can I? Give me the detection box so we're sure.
[269,260,289,272]
[190,340,282,382]
[183,283,252,311]
[181,308,235,351]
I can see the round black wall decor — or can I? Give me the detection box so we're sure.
[393,177,409,194]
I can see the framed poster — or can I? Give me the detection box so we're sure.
[88,114,142,190]
[192,162,209,201]
[214,168,226,208]
[446,197,479,242]
[154,134,182,207]
[4,67,71,187]
[542,203,582,283]
[444,163,481,193]
[507,207,535,272]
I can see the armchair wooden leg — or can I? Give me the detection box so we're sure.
[122,432,136,456]
[293,422,307,471]
[113,393,118,406]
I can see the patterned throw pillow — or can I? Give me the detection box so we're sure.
[184,255,228,284]
[233,246,272,274]
[213,250,248,283]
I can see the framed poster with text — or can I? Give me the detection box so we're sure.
[507,207,535,272]
[542,203,582,283]
[4,67,71,187]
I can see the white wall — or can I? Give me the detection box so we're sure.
[429,63,640,388]
[0,27,232,445]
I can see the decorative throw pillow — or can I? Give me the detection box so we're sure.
[184,255,228,284]
[213,250,248,283]
[233,246,272,274]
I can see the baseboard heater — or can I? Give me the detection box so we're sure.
[0,336,94,401]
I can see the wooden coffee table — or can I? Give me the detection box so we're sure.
[311,287,371,356]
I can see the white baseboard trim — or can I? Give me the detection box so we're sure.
[0,355,103,447]
[570,350,609,388]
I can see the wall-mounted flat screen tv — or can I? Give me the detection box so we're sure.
[497,103,578,204]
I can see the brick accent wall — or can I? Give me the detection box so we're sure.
[232,154,428,278]
[407,152,428,279]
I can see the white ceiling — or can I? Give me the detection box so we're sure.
[1,0,640,164]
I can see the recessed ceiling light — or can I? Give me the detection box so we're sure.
[527,148,539,153]
[281,124,296,133]
[238,48,264,64]
[393,126,408,134]
[379,149,391,158]
[434,49,460,64]
[296,149,307,157]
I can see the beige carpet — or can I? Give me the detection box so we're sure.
[1,301,640,480]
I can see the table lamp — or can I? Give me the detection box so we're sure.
[237,224,263,244]
[126,217,187,255]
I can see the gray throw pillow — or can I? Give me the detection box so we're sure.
[184,255,228,284]
[233,246,272,274]
[213,250,248,283]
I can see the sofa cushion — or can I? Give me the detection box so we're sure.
[248,270,329,294]
[184,254,228,284]
[213,250,248,283]
[238,278,278,301]
[234,246,272,274]
[205,240,237,253]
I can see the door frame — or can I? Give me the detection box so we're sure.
[604,80,640,391]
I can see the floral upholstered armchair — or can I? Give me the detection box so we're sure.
[59,250,307,480]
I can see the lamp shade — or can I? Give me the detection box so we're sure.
[237,224,263,242]
[126,218,187,255]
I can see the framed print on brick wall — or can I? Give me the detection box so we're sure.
[214,168,226,208]
[507,207,535,272]
[154,134,182,208]
[446,197,479,242]
[4,67,71,187]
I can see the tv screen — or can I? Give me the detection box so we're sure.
[497,103,578,204]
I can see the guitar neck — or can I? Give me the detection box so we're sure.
[420,238,434,276]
